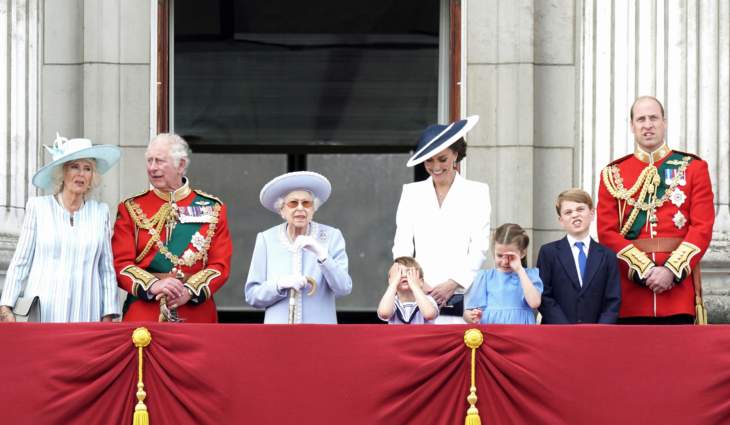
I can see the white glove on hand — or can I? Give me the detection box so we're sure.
[295,235,328,262]
[277,274,308,292]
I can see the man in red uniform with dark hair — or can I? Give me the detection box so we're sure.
[112,133,232,322]
[597,96,715,324]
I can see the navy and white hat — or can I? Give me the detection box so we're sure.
[259,171,332,213]
[406,115,479,167]
[32,133,121,190]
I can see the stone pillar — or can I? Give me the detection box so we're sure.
[0,0,40,288]
[580,0,730,321]
[464,0,579,263]
[41,0,151,212]
[464,0,536,258]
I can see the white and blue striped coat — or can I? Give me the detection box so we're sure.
[0,195,120,322]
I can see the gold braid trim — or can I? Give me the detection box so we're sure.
[602,156,691,236]
[121,265,160,296]
[617,245,655,280]
[125,199,174,263]
[126,199,220,268]
[665,242,701,280]
[185,268,221,299]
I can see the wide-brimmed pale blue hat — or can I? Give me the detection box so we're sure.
[406,115,479,167]
[259,171,332,213]
[32,133,121,190]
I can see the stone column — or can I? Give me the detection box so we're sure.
[580,0,730,321]
[464,0,536,259]
[464,0,579,263]
[0,0,40,288]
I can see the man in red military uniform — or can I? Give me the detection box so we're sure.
[597,96,715,324]
[112,133,232,322]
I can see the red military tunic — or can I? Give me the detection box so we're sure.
[112,180,232,322]
[597,144,715,318]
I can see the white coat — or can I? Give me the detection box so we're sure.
[392,173,491,291]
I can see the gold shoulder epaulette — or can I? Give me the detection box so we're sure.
[121,188,150,204]
[670,149,702,161]
[606,153,633,167]
[194,189,223,204]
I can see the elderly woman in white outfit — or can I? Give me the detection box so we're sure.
[392,116,491,324]
[245,171,353,323]
[0,134,121,322]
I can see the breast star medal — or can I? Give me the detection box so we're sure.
[673,211,687,229]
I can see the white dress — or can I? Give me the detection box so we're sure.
[392,173,491,324]
[0,196,120,322]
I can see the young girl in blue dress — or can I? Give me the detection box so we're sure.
[464,223,543,324]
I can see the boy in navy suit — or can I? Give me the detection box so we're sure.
[537,189,621,324]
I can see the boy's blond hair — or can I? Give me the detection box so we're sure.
[555,188,594,216]
[393,256,424,279]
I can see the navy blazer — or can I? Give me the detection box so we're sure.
[537,236,621,324]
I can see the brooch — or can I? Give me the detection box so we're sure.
[670,188,687,207]
[318,229,328,242]
[673,211,687,229]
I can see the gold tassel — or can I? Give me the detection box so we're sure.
[695,296,708,325]
[132,327,152,425]
[463,329,485,425]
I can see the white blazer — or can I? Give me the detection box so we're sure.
[392,173,491,291]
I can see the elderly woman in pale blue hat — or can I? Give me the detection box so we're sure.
[245,171,353,323]
[0,134,121,322]
[392,116,491,324]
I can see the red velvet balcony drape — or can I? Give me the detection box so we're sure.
[1,324,730,425]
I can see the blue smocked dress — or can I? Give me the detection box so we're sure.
[465,268,543,324]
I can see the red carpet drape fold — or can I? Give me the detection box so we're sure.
[1,323,730,424]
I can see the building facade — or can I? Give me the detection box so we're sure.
[2,0,729,320]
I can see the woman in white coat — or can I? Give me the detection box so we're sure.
[392,116,491,324]
[0,134,121,322]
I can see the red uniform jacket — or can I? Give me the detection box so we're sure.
[597,145,714,318]
[112,182,232,322]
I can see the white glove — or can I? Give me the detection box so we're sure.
[277,274,308,292]
[295,235,328,261]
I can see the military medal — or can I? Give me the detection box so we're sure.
[191,231,206,251]
[670,188,687,207]
[673,211,687,229]
[178,205,214,223]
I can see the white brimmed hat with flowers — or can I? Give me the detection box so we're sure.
[32,133,121,190]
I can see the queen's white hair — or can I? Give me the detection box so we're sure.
[274,190,322,212]
[148,133,191,172]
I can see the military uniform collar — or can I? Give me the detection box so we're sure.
[634,143,671,164]
[152,177,192,202]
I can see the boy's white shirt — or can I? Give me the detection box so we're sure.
[566,234,592,286]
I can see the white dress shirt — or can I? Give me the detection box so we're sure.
[566,234,591,286]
